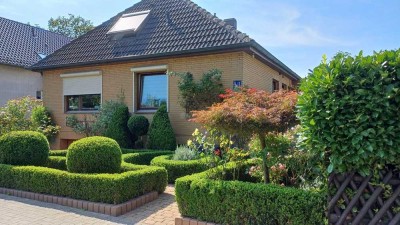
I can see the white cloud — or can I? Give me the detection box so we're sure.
[242,2,347,47]
[195,0,350,47]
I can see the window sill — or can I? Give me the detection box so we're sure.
[65,111,100,114]
[135,109,158,114]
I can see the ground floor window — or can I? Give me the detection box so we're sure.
[282,83,288,90]
[65,94,101,112]
[138,73,167,110]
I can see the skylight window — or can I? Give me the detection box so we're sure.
[37,53,47,59]
[108,10,150,35]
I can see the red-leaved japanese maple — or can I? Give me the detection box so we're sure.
[191,88,298,183]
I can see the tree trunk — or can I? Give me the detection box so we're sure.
[258,133,270,184]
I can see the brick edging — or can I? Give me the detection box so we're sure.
[0,187,158,217]
[175,217,218,225]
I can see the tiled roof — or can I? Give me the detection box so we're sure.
[0,17,72,68]
[32,0,300,80]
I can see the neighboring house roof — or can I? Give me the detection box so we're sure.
[0,17,72,68]
[31,0,300,80]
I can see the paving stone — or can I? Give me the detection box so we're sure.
[0,185,181,224]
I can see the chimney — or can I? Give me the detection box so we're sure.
[223,18,237,29]
[31,27,36,37]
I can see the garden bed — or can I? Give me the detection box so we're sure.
[175,165,325,225]
[150,155,208,183]
[0,162,167,204]
[0,187,158,216]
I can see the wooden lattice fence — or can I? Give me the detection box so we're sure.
[328,167,400,225]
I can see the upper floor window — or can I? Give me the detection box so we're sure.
[138,73,167,110]
[272,79,280,92]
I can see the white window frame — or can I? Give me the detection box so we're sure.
[60,70,103,114]
[131,65,168,113]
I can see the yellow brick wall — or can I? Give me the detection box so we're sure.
[44,52,244,149]
[43,51,295,149]
[243,53,293,92]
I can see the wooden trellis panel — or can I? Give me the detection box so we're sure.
[328,168,400,225]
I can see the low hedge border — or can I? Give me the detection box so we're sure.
[46,156,67,170]
[175,164,325,225]
[122,151,173,165]
[150,155,208,183]
[49,150,68,157]
[0,161,167,204]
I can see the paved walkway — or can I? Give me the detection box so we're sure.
[0,185,180,225]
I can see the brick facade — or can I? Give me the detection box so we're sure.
[43,51,296,149]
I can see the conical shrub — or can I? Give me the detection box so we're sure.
[146,105,176,150]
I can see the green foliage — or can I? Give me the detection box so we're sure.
[175,165,325,225]
[45,156,67,170]
[173,146,199,161]
[49,150,68,157]
[31,106,60,141]
[103,104,133,148]
[127,115,149,147]
[0,97,59,141]
[66,115,98,137]
[128,115,149,137]
[147,105,176,150]
[151,155,208,183]
[48,14,94,38]
[170,69,224,114]
[0,163,167,204]
[298,50,400,175]
[0,131,49,166]
[122,151,173,165]
[66,136,122,173]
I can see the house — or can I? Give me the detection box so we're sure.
[0,17,72,105]
[31,0,301,149]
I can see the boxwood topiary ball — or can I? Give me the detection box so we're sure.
[0,131,50,166]
[66,136,122,174]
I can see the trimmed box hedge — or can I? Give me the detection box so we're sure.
[0,162,167,204]
[46,156,67,170]
[49,150,68,157]
[175,166,325,225]
[122,151,173,165]
[150,155,208,183]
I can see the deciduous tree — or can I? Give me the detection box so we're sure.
[191,88,298,183]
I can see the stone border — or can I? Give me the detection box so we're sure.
[175,217,218,225]
[0,187,158,217]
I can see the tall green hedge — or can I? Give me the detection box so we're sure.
[104,105,132,148]
[175,166,325,225]
[146,105,176,150]
[298,50,400,175]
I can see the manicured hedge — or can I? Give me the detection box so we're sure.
[46,156,67,170]
[49,150,67,157]
[0,162,167,204]
[66,137,122,174]
[298,50,400,175]
[175,166,325,225]
[122,151,173,165]
[150,155,208,183]
[0,131,49,166]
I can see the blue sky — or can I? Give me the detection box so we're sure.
[1,0,399,77]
